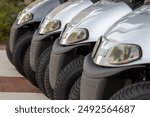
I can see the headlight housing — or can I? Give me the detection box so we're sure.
[60,28,88,45]
[17,12,33,25]
[93,44,142,66]
[39,19,61,34]
[108,44,141,65]
[16,0,43,25]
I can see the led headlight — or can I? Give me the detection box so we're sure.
[17,12,33,25]
[109,44,141,65]
[39,19,61,34]
[61,28,88,45]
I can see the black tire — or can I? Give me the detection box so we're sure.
[6,41,13,65]
[36,46,52,97]
[44,64,54,99]
[23,47,38,87]
[68,78,81,100]
[110,81,150,100]
[54,56,84,100]
[12,32,34,76]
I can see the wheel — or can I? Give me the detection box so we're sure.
[6,41,13,65]
[44,64,54,99]
[36,46,52,97]
[110,81,150,100]
[54,56,84,100]
[68,78,81,100]
[23,47,38,87]
[12,31,34,76]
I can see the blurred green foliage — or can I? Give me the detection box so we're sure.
[0,0,25,43]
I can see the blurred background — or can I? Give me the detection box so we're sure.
[0,0,34,43]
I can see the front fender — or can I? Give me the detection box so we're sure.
[80,54,145,99]
[52,39,90,54]
[29,31,61,71]
[49,39,90,89]
[18,0,61,27]
[9,0,62,53]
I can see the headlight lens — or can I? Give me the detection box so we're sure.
[17,12,33,25]
[61,28,88,45]
[109,44,141,65]
[39,19,61,34]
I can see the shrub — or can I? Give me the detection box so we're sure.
[0,0,25,43]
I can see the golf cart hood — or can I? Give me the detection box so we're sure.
[40,0,93,33]
[106,5,150,43]
[16,0,61,24]
[93,5,150,67]
[60,0,132,45]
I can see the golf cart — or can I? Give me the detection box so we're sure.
[27,0,98,98]
[6,0,68,77]
[80,3,150,100]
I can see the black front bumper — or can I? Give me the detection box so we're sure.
[49,39,88,89]
[80,54,145,100]
[9,20,40,53]
[30,31,61,71]
[9,22,23,53]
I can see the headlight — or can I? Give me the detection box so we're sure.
[109,44,141,65]
[60,28,88,45]
[16,0,43,25]
[17,12,33,25]
[39,19,61,34]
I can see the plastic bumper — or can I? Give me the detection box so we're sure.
[9,22,22,53]
[9,20,40,53]
[30,31,61,71]
[80,54,145,100]
[49,39,88,89]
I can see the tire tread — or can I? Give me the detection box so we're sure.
[54,56,84,100]
[68,78,80,100]
[36,46,52,96]
[44,65,54,99]
[110,81,150,100]
[12,31,34,76]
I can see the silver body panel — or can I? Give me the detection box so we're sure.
[93,5,150,67]
[60,1,132,45]
[20,0,60,23]
[29,0,93,71]
[40,0,93,34]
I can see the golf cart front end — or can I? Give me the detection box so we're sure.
[9,0,61,53]
[81,5,150,99]
[49,0,133,89]
[29,0,94,71]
